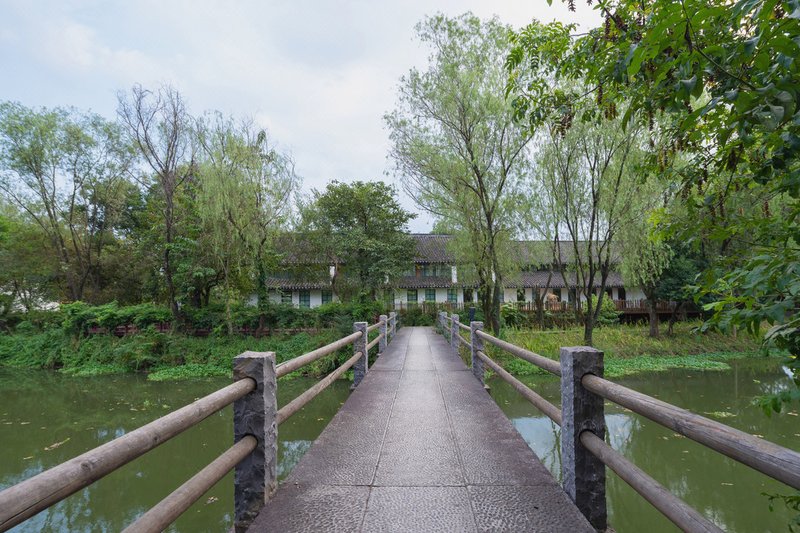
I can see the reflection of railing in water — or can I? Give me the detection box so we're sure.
[0,313,399,533]
[437,311,800,533]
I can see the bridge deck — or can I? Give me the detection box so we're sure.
[249,326,591,532]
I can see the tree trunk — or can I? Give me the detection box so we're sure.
[583,311,594,346]
[648,300,659,338]
[255,261,269,336]
[490,281,502,333]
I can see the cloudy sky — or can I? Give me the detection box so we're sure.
[0,0,600,231]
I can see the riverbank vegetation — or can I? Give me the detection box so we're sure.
[489,321,776,379]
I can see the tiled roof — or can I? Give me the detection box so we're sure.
[411,234,455,263]
[503,271,625,289]
[265,278,331,290]
[410,235,621,265]
[392,271,625,290]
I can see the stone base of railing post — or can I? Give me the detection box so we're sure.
[233,351,277,533]
[470,321,484,384]
[450,314,459,353]
[352,322,368,389]
[560,346,606,531]
[379,315,387,353]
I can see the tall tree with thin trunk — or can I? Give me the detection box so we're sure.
[118,85,192,322]
[536,114,645,345]
[386,13,532,333]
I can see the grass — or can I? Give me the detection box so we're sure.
[0,327,356,381]
[478,321,781,379]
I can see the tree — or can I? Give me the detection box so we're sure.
[0,102,134,302]
[118,85,193,322]
[0,208,58,314]
[535,115,646,345]
[195,112,298,334]
[299,181,415,301]
[386,13,532,333]
[620,220,673,338]
[508,1,800,407]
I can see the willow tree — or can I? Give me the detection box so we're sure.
[385,13,532,332]
[195,112,297,334]
[535,114,647,345]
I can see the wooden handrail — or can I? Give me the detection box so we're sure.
[276,331,362,378]
[475,350,561,424]
[439,321,799,531]
[277,351,363,425]
[579,431,723,533]
[366,333,384,352]
[582,374,800,489]
[122,436,257,533]
[0,378,254,532]
[475,330,561,376]
[366,321,381,333]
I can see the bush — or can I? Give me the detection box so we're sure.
[400,306,435,326]
[501,304,527,328]
[583,295,620,326]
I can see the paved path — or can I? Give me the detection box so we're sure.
[249,326,591,532]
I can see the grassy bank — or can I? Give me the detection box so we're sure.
[0,328,358,380]
[479,321,783,379]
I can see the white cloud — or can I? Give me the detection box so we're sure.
[0,0,602,231]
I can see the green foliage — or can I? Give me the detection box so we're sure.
[507,1,800,409]
[385,13,531,333]
[298,181,415,301]
[60,302,171,336]
[399,306,435,326]
[500,304,527,328]
[582,295,620,326]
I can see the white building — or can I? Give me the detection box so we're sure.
[264,234,644,309]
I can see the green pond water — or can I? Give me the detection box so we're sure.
[489,357,799,533]
[0,358,797,532]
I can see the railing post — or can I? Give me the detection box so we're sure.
[352,322,368,388]
[233,351,277,533]
[470,321,484,384]
[389,312,396,339]
[560,346,606,530]
[450,314,459,353]
[379,314,387,352]
[437,311,443,332]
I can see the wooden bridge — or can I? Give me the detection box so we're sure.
[1,312,799,532]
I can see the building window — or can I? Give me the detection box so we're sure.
[517,289,526,302]
[321,290,332,304]
[618,287,626,301]
[568,288,577,303]
[605,288,613,298]
[280,291,292,304]
[407,289,417,303]
[425,289,436,302]
[299,290,311,308]
[463,289,473,302]
[447,288,457,302]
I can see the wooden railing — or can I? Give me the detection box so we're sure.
[436,312,800,532]
[0,312,399,533]
[396,299,687,314]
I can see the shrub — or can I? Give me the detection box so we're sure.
[583,295,620,326]
[500,304,527,328]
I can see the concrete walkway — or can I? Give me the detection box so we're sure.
[248,326,592,532]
